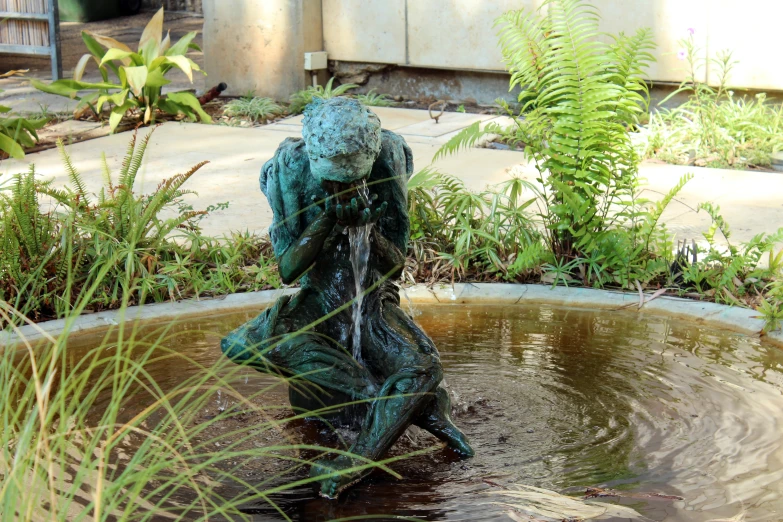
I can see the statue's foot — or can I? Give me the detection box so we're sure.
[443,427,475,458]
[310,454,373,499]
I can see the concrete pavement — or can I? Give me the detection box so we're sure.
[1,106,781,249]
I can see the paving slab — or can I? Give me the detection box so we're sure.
[282,106,435,131]
[1,120,781,251]
[392,111,496,138]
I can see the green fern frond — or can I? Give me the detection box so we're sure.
[57,139,90,207]
[433,121,503,162]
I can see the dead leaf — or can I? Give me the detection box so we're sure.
[0,69,28,78]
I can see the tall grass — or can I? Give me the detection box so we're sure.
[641,32,783,169]
[0,128,279,327]
[0,289,429,521]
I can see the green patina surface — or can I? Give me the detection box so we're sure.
[221,98,472,499]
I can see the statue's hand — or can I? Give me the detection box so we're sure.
[310,194,339,224]
[336,194,388,228]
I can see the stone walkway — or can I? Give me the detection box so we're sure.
[2,107,782,250]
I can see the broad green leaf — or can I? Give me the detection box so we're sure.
[31,78,76,97]
[101,48,135,66]
[81,31,107,58]
[110,89,130,106]
[145,68,170,89]
[166,31,197,56]
[161,30,171,54]
[140,36,161,66]
[0,132,24,159]
[139,8,164,52]
[123,66,149,97]
[73,54,93,82]
[84,30,132,52]
[165,55,193,82]
[165,91,212,123]
[109,101,133,132]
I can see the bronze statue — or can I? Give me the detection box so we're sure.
[221,97,472,499]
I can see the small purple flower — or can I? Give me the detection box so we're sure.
[677,49,687,61]
[687,27,695,35]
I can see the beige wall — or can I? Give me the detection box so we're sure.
[322,0,783,91]
[203,0,323,99]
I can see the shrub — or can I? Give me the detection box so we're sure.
[0,129,278,326]
[407,168,541,282]
[0,93,48,159]
[223,94,282,123]
[288,77,359,114]
[434,0,672,283]
[355,89,396,107]
[32,8,210,132]
[641,31,783,169]
[0,301,409,520]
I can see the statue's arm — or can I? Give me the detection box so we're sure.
[277,211,336,284]
[372,227,406,278]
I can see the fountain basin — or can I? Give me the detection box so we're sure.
[18,289,783,521]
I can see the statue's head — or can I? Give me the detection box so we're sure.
[302,97,382,192]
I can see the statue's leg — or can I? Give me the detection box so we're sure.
[311,354,443,498]
[414,386,474,457]
[255,334,379,402]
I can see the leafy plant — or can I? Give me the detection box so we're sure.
[223,95,282,123]
[0,92,48,159]
[672,202,783,305]
[355,88,396,107]
[32,8,210,132]
[642,30,783,169]
[407,170,542,283]
[0,298,417,520]
[288,77,359,114]
[0,129,278,326]
[433,0,670,288]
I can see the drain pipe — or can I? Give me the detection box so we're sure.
[304,51,328,88]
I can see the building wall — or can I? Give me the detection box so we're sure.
[202,0,323,99]
[322,0,783,91]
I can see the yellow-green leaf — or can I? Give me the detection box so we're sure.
[84,31,132,53]
[101,48,135,67]
[161,30,171,54]
[73,54,93,82]
[139,8,164,52]
[109,101,133,132]
[110,89,129,106]
[123,66,148,97]
[0,132,25,159]
[165,55,193,82]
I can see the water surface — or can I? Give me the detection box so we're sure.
[66,303,783,521]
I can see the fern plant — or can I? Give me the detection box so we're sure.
[434,0,669,288]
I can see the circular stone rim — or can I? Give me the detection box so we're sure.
[2,283,781,348]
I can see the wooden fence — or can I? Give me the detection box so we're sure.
[0,0,61,79]
[142,0,202,14]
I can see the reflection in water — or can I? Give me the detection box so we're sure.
[62,304,783,522]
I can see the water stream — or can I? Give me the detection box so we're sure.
[347,181,372,364]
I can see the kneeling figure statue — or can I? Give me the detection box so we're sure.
[221,98,473,499]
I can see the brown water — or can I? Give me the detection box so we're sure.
[65,303,783,521]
